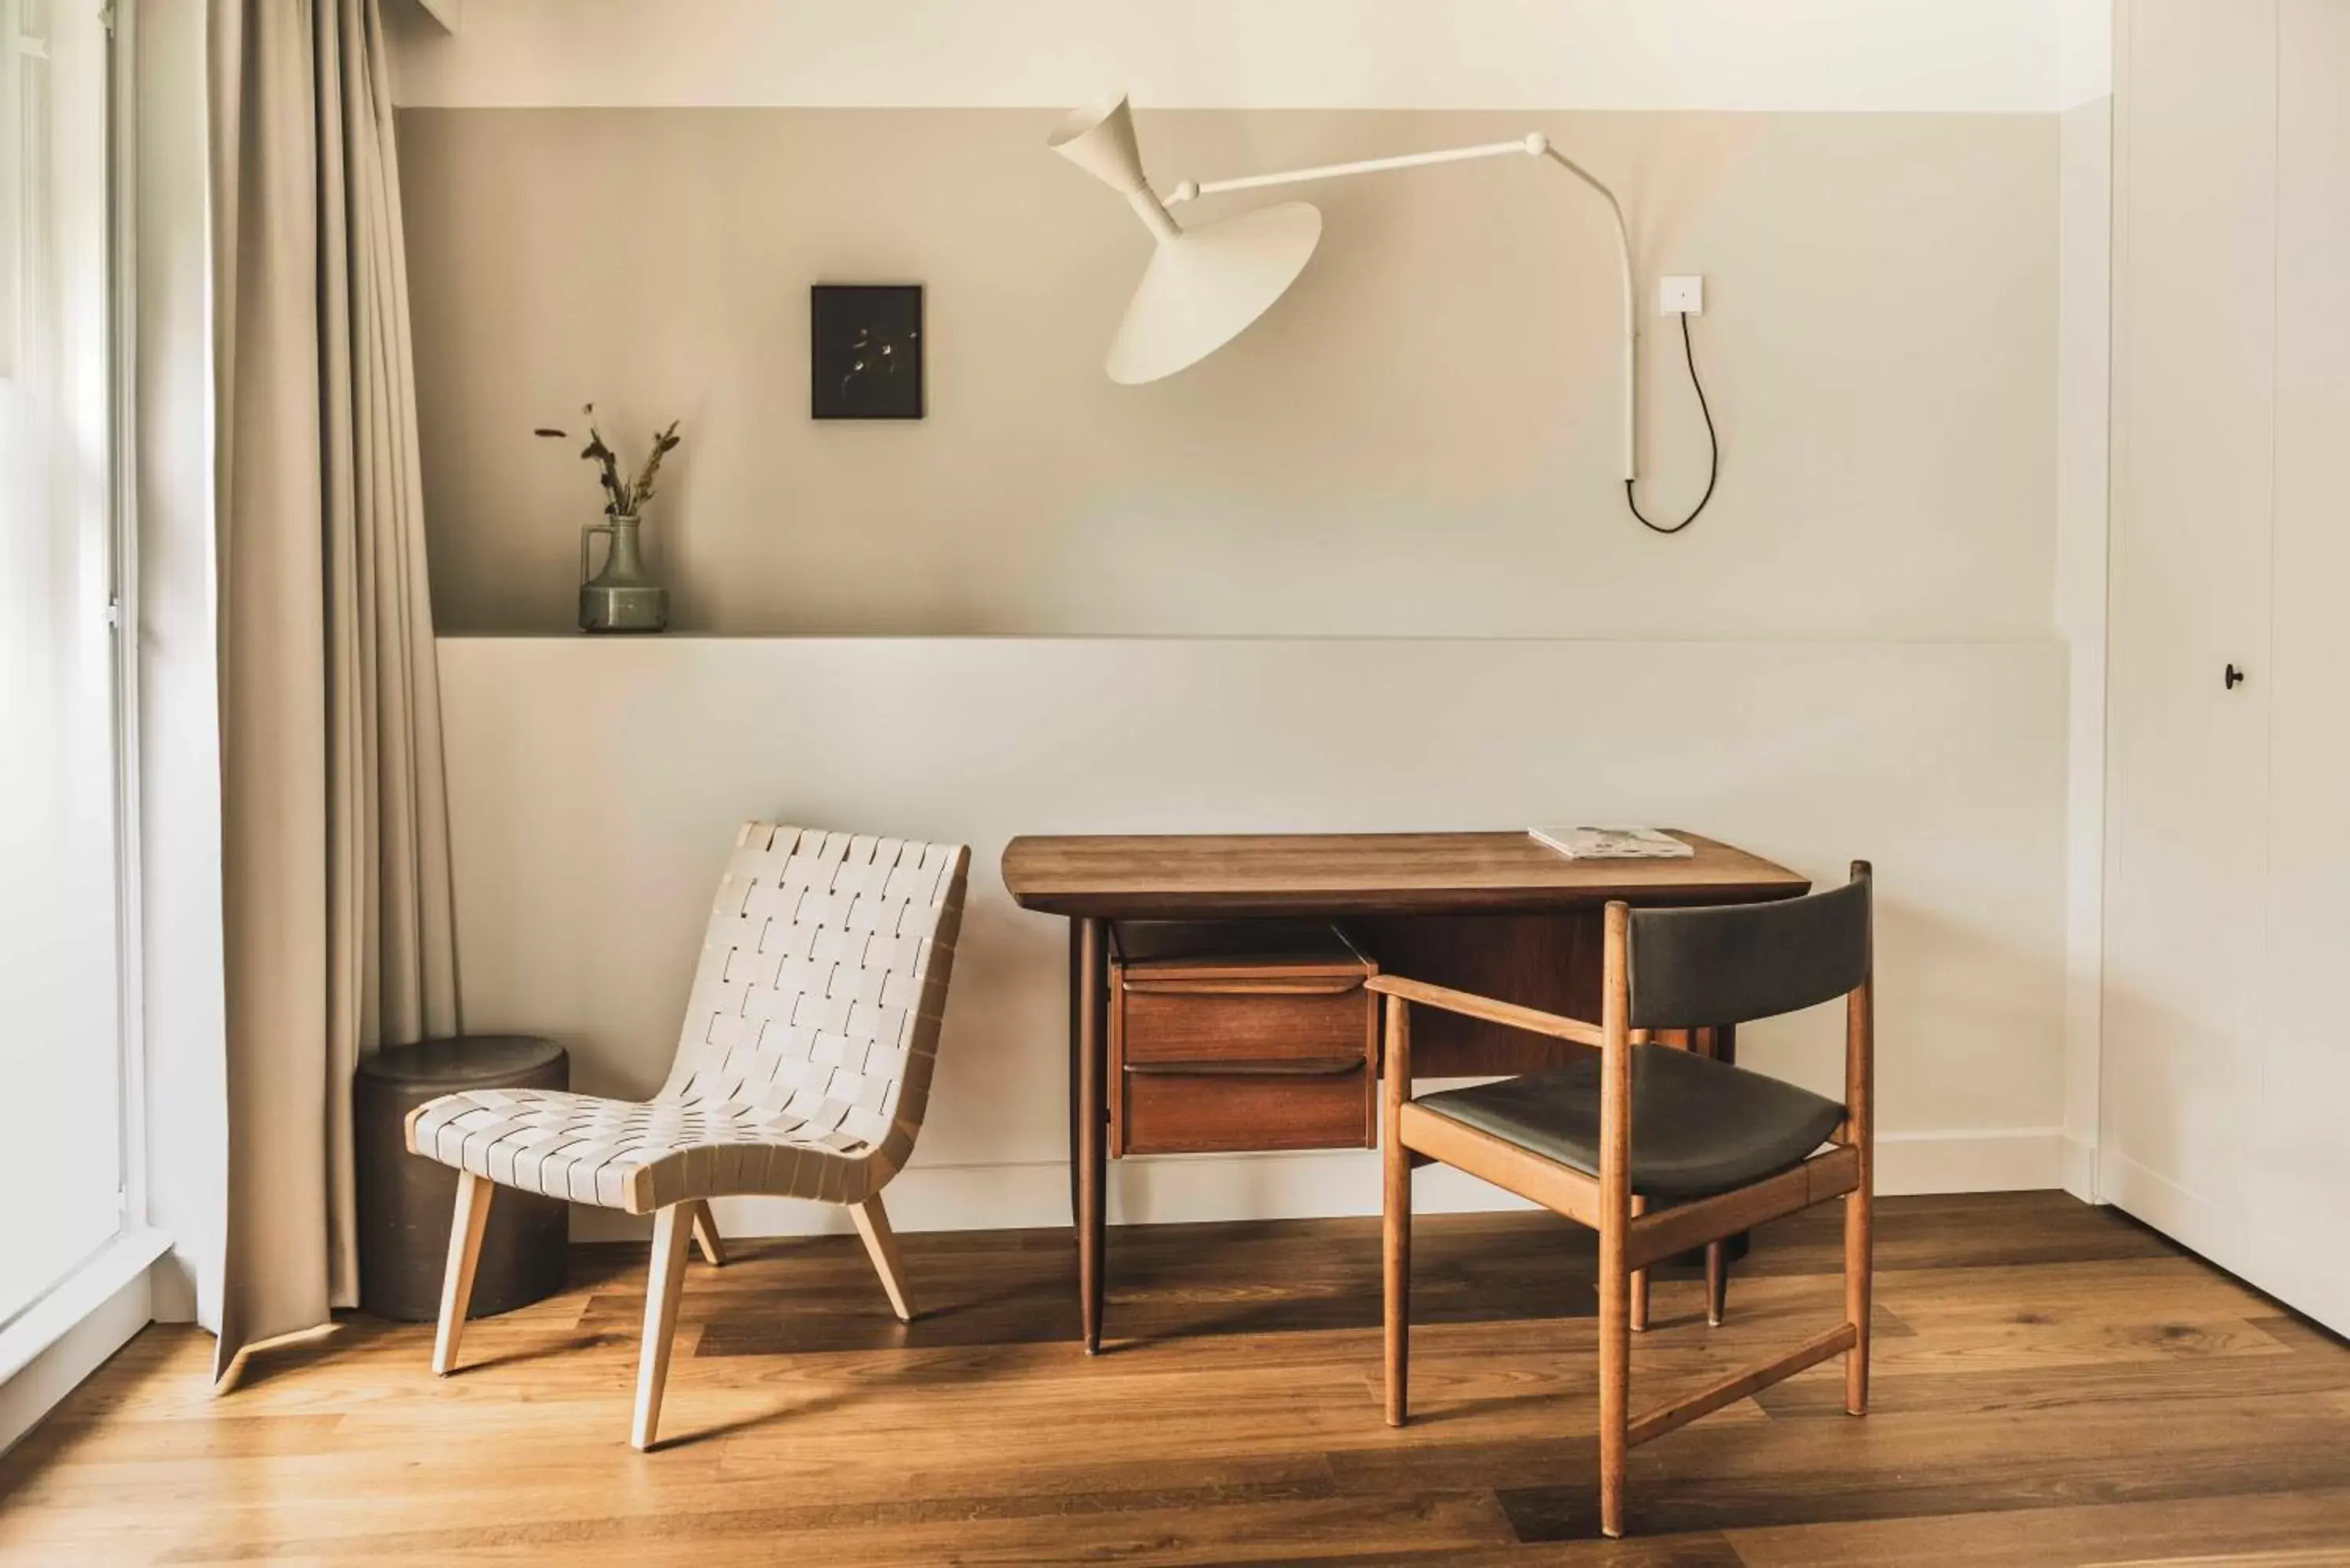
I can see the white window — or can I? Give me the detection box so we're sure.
[0,0,130,1331]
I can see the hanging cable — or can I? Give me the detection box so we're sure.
[1625,310,1719,536]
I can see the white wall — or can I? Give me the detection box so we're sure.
[133,0,226,1328]
[2055,89,2113,1201]
[2060,0,2117,107]
[389,0,2073,112]
[2055,1,2113,1201]
[400,2,2101,1236]
[441,635,2070,1240]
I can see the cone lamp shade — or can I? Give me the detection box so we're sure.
[1048,93,1322,385]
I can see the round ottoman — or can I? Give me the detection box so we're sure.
[356,1035,569,1322]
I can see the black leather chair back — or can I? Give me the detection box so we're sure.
[1625,866,1871,1031]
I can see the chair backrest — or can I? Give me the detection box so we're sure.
[661,823,970,1171]
[1625,865,1870,1031]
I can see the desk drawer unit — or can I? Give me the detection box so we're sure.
[1109,923,1378,1156]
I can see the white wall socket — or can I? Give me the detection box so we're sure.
[1659,275,1705,316]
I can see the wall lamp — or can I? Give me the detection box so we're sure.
[1047,92,1639,486]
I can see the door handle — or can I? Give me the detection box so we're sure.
[2225,663,2247,690]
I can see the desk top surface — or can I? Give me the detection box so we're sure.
[1000,831,1810,919]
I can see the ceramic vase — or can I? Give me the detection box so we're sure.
[578,513,668,633]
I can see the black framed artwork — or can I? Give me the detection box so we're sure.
[811,284,924,420]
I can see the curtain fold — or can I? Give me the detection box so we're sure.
[208,0,460,1386]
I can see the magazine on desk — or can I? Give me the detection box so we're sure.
[1529,826,1696,861]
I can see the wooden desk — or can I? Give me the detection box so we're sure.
[1000,831,1810,1353]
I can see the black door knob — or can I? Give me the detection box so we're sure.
[2225,663,2246,689]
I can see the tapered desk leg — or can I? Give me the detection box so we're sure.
[1073,916,1109,1353]
[1068,922,1083,1233]
[1714,1023,1751,1265]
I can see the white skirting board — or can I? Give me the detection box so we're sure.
[2101,1152,2350,1339]
[436,634,2073,1243]
[2061,1133,2099,1203]
[570,1127,2070,1242]
[0,1233,166,1458]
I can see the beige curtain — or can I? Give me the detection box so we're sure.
[209,0,460,1384]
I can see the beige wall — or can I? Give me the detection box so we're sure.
[439,634,2070,1240]
[401,107,2057,639]
[397,81,2088,1227]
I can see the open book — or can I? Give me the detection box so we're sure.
[1529,826,1695,860]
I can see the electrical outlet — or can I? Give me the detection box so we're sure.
[1659,275,1705,316]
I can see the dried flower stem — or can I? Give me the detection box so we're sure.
[537,403,684,517]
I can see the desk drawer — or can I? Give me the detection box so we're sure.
[1120,1062,1372,1155]
[1110,922,1377,1156]
[1119,979,1369,1065]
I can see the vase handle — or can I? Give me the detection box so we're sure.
[580,521,613,587]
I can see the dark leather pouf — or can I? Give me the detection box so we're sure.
[356,1035,569,1322]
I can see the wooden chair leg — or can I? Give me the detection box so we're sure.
[685,1199,727,1267]
[851,1195,915,1322]
[1382,992,1413,1427]
[1597,1225,1631,1539]
[1383,1113,1412,1427]
[432,1172,494,1376]
[631,1203,694,1451]
[1629,1196,1650,1334]
[1844,1179,1872,1416]
[1846,951,1874,1417]
[1705,1240,1729,1328]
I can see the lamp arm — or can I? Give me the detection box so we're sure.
[1166,134,1638,482]
[1170,138,1536,201]
[1540,146,1639,485]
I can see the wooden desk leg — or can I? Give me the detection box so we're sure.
[1073,916,1109,1353]
[1629,1195,1650,1333]
[1068,922,1083,1230]
[1705,1025,1752,1266]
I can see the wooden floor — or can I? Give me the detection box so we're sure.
[4,1193,2348,1566]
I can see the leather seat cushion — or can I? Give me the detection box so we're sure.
[1413,1045,1846,1201]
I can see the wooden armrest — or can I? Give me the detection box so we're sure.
[1365,974,1606,1048]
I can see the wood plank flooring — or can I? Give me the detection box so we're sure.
[4,1193,2348,1565]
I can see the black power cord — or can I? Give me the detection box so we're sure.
[1624,309,1719,536]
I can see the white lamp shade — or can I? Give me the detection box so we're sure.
[1106,202,1323,385]
[1050,92,1325,383]
[1049,92,1150,195]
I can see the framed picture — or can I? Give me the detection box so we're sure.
[811,284,924,420]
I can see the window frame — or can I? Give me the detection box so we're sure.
[0,0,161,1399]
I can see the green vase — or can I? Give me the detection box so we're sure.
[578,514,668,634]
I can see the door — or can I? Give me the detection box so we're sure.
[2103,0,2276,1277]
[2254,0,2350,1331]
[2108,0,2350,1336]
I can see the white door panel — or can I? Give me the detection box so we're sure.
[2257,0,2350,1330]
[2110,0,2350,1335]
[2106,0,2276,1258]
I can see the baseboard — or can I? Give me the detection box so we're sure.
[146,1252,200,1325]
[2060,1133,2099,1203]
[2097,1149,2223,1252]
[2099,1150,2350,1338]
[1871,1127,2066,1195]
[573,1127,2069,1242]
[0,1232,165,1458]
